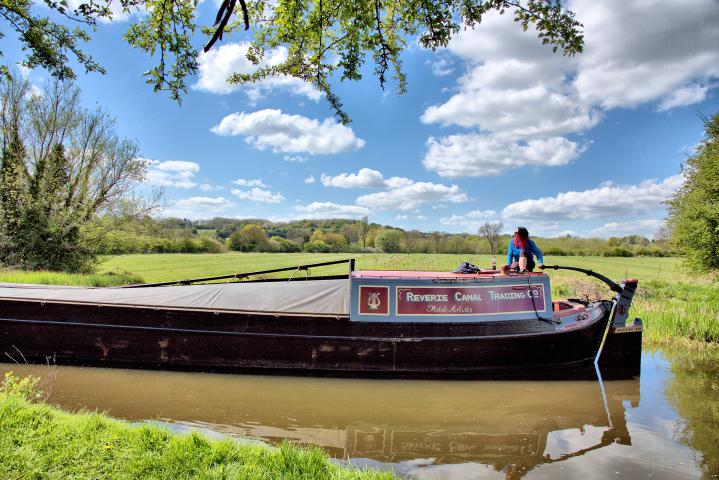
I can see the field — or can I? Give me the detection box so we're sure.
[1,253,717,345]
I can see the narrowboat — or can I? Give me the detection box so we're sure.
[0,259,642,378]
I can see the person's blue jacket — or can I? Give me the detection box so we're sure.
[507,239,544,265]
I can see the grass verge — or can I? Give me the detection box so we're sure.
[0,269,144,287]
[0,372,394,480]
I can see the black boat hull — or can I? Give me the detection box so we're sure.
[0,299,612,378]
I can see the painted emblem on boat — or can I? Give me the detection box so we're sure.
[358,286,390,315]
[367,292,381,310]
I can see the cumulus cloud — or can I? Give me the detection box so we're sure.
[419,1,719,177]
[320,168,412,189]
[145,160,200,188]
[502,175,683,221]
[211,109,365,155]
[572,0,719,110]
[589,219,666,238]
[194,42,321,102]
[162,196,234,219]
[440,209,497,225]
[427,57,454,76]
[231,187,284,203]
[294,202,369,218]
[304,175,316,184]
[233,178,266,188]
[198,184,224,192]
[424,134,584,177]
[356,181,468,211]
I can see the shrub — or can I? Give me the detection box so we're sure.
[602,247,634,257]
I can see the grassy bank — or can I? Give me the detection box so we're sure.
[3,253,717,345]
[0,373,393,480]
[0,269,144,287]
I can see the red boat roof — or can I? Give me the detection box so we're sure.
[351,270,548,279]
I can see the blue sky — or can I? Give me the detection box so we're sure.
[7,0,719,237]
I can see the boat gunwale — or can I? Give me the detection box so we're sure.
[0,303,607,341]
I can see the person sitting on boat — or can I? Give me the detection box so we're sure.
[506,227,544,272]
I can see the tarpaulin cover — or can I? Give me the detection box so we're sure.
[0,280,350,316]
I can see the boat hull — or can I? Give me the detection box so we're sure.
[0,299,611,378]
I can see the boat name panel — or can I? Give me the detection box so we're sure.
[351,275,552,323]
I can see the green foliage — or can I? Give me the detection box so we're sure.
[667,112,719,271]
[269,236,302,252]
[602,247,633,257]
[0,74,149,272]
[374,229,402,253]
[1,372,43,401]
[228,224,271,252]
[0,390,395,480]
[1,0,582,121]
[230,0,583,122]
[0,0,104,79]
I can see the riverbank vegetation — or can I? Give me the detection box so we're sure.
[0,372,394,480]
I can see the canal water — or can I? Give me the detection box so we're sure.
[2,351,718,479]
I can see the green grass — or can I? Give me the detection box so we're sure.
[0,269,144,287]
[2,252,717,345]
[0,374,394,480]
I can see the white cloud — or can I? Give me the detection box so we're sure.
[162,196,234,219]
[424,134,584,177]
[427,57,454,76]
[194,42,321,102]
[304,175,316,184]
[283,155,307,163]
[419,2,719,178]
[232,178,266,188]
[356,181,468,211]
[211,109,365,155]
[198,183,224,192]
[572,0,719,110]
[440,209,498,225]
[502,175,683,221]
[231,187,284,203]
[589,219,665,238]
[145,160,200,188]
[175,196,233,208]
[294,202,369,218]
[321,168,387,188]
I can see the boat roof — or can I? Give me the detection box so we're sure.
[351,270,548,279]
[0,280,350,317]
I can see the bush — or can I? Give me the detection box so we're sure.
[270,236,302,252]
[602,247,634,257]
[543,247,568,256]
[303,240,334,253]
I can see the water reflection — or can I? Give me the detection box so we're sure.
[665,349,719,479]
[0,363,642,478]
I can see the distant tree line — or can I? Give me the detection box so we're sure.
[90,215,672,258]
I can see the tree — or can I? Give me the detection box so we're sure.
[478,221,503,255]
[1,0,583,121]
[228,223,270,251]
[357,216,370,248]
[375,229,402,253]
[667,112,719,271]
[0,72,152,271]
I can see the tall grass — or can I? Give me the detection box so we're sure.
[0,269,144,287]
[0,372,394,480]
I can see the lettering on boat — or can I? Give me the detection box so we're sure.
[396,285,546,316]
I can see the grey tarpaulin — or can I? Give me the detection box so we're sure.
[0,280,350,316]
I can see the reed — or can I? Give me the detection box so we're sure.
[0,372,394,480]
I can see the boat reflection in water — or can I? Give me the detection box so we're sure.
[0,363,639,478]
